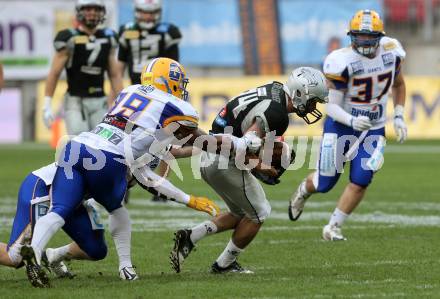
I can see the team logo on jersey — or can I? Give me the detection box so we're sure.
[350,61,364,75]
[381,53,394,67]
[351,104,383,121]
[74,35,89,44]
[138,85,154,94]
[124,30,140,39]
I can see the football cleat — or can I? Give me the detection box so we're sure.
[20,245,50,288]
[119,266,138,281]
[288,179,310,221]
[211,261,254,274]
[41,248,75,279]
[322,224,347,241]
[170,229,194,273]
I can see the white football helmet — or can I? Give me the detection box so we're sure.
[283,67,328,124]
[134,0,162,30]
[76,0,106,29]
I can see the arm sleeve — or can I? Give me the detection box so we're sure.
[326,89,352,127]
[133,165,190,205]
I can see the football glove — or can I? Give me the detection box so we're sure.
[350,115,372,131]
[42,96,54,129]
[187,196,220,217]
[393,105,407,143]
[242,131,262,154]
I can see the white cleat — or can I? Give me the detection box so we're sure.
[119,266,138,281]
[322,224,347,241]
[288,180,310,221]
[42,248,74,279]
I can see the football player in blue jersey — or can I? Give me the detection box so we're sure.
[43,0,123,135]
[21,57,260,287]
[288,10,408,241]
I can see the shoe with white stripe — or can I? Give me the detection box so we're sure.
[119,266,138,281]
[322,224,347,241]
[288,179,310,221]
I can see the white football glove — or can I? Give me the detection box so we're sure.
[42,96,54,129]
[350,116,372,131]
[242,130,262,154]
[393,105,407,143]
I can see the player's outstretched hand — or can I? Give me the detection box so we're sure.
[350,116,372,131]
[187,196,220,217]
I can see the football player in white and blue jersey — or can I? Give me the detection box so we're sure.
[288,10,408,241]
[21,58,232,287]
[0,163,108,287]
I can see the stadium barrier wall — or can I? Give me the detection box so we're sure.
[34,76,440,143]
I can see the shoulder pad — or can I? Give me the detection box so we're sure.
[156,23,170,33]
[381,36,406,59]
[323,50,349,80]
[54,29,75,42]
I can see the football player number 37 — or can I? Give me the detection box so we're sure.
[109,92,151,118]
[351,71,393,103]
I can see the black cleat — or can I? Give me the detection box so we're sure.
[211,261,254,274]
[169,229,194,273]
[20,245,50,288]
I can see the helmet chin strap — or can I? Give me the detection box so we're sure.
[137,21,155,30]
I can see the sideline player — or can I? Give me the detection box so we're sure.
[43,0,123,135]
[21,57,256,287]
[117,0,181,85]
[117,0,183,201]
[170,67,329,274]
[288,10,407,241]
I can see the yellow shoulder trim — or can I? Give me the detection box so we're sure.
[124,30,140,39]
[325,73,347,83]
[74,36,89,44]
[383,41,396,51]
[162,115,198,127]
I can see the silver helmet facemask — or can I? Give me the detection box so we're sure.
[283,67,329,125]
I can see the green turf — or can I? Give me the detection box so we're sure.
[0,140,439,298]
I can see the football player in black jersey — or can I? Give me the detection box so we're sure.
[116,0,182,85]
[43,0,123,135]
[170,67,329,274]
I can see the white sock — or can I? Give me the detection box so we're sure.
[31,212,65,264]
[47,245,71,263]
[190,221,218,244]
[299,180,312,198]
[329,208,349,228]
[109,207,132,271]
[216,239,243,268]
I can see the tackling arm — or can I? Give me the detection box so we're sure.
[133,166,219,216]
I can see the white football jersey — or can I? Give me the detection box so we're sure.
[74,84,199,160]
[324,36,406,129]
[32,163,57,186]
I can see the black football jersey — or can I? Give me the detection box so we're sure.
[211,81,290,137]
[54,28,118,97]
[118,22,182,84]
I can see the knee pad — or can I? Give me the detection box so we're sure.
[85,241,108,261]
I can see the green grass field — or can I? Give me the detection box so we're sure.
[0,141,439,298]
